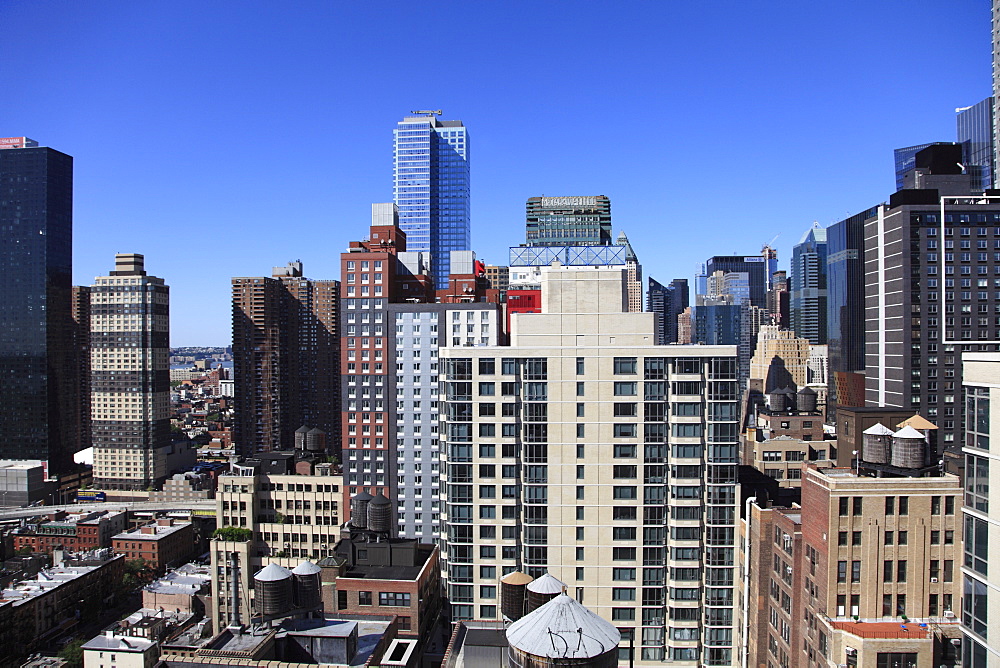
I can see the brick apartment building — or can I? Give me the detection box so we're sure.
[11,510,127,554]
[112,518,195,572]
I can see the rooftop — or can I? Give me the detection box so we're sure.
[144,563,211,596]
[830,621,937,639]
[114,519,191,542]
[0,556,121,608]
[82,633,156,653]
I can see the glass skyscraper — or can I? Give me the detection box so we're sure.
[956,97,995,191]
[790,222,828,345]
[0,139,79,473]
[893,142,934,191]
[393,113,470,289]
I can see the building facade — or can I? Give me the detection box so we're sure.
[91,254,171,490]
[790,222,828,345]
[647,277,689,345]
[231,261,339,455]
[0,139,80,474]
[524,195,611,246]
[393,113,470,289]
[863,184,1000,454]
[827,207,874,412]
[961,352,1000,668]
[957,97,996,192]
[439,266,740,666]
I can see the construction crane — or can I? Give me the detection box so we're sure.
[410,109,442,116]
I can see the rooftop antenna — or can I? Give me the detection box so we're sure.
[410,109,442,116]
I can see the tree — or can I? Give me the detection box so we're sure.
[212,526,253,542]
[58,638,85,668]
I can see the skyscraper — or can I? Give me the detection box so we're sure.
[524,196,611,246]
[616,231,643,312]
[957,97,996,192]
[826,207,874,411]
[0,138,79,474]
[90,254,171,490]
[893,142,935,191]
[393,112,470,289]
[790,222,828,344]
[231,262,339,455]
[704,255,767,307]
[864,156,1000,454]
[647,277,689,344]
[439,266,739,666]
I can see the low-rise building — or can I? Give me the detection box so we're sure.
[0,551,125,663]
[82,631,158,668]
[142,563,211,615]
[743,435,831,487]
[321,537,440,639]
[113,519,195,573]
[11,510,127,554]
[149,473,214,503]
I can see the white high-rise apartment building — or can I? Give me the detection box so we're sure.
[439,266,739,666]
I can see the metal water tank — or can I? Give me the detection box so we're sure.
[797,387,817,413]
[367,493,392,533]
[306,427,326,452]
[291,560,322,610]
[861,423,893,464]
[350,491,372,529]
[500,571,533,621]
[253,563,293,616]
[891,426,927,469]
[768,391,786,412]
[507,594,620,668]
[525,573,566,614]
[294,425,310,450]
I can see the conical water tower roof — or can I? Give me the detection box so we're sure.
[292,560,321,575]
[500,570,533,586]
[369,493,391,506]
[352,490,373,502]
[254,563,292,581]
[893,425,926,439]
[526,572,565,594]
[507,594,621,659]
[295,425,311,434]
[863,423,894,436]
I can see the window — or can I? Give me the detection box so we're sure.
[614,382,637,396]
[613,547,637,561]
[614,357,637,374]
[378,592,411,607]
[614,424,637,438]
[358,591,372,606]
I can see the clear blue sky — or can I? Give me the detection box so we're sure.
[2,1,992,345]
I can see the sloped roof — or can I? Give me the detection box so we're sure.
[254,563,292,581]
[507,594,620,659]
[893,425,926,440]
[292,560,321,575]
[500,570,533,586]
[897,414,938,430]
[526,572,565,594]
[862,423,894,436]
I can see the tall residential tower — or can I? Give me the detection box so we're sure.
[231,262,339,455]
[393,112,470,289]
[90,254,171,490]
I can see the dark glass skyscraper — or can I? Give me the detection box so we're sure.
[704,255,767,307]
[393,113,470,289]
[893,143,934,191]
[0,139,78,473]
[790,223,828,344]
[956,97,995,191]
[647,276,689,344]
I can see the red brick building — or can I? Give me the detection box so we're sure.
[112,518,196,572]
[321,538,440,638]
[12,510,127,554]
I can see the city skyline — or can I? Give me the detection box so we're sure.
[1,1,993,345]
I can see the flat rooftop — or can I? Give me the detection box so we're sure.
[114,520,191,541]
[144,562,211,596]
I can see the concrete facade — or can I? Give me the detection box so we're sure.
[439,265,739,666]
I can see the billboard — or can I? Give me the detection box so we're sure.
[0,137,38,150]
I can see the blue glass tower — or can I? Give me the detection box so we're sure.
[956,97,995,191]
[790,222,828,344]
[393,113,470,289]
[893,143,934,191]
